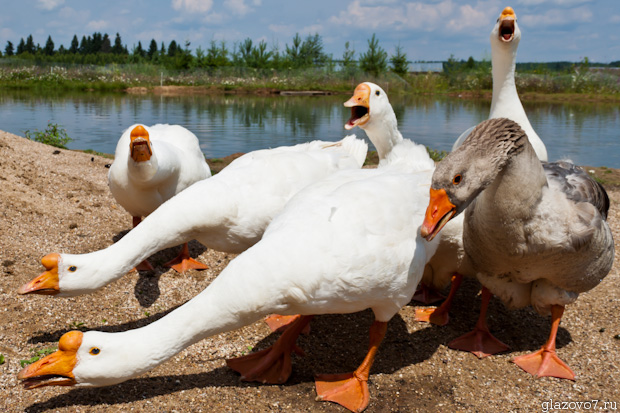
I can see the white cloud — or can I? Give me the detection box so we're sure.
[37,0,65,11]
[329,0,495,33]
[87,20,109,31]
[610,15,620,23]
[224,0,261,16]
[521,5,593,27]
[171,0,214,14]
[517,0,592,5]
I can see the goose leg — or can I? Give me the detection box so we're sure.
[415,273,463,326]
[315,320,387,413]
[132,216,154,271]
[412,282,446,305]
[164,242,208,273]
[227,315,313,384]
[512,305,575,380]
[448,287,510,358]
[265,314,311,334]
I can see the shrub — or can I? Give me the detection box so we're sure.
[24,121,73,149]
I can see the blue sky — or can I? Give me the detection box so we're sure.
[1,0,618,63]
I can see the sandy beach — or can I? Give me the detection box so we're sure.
[0,129,618,412]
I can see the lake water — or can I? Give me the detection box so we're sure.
[0,89,618,167]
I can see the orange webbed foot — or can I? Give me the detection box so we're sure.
[512,348,575,380]
[165,257,208,273]
[449,327,510,358]
[226,345,301,384]
[315,372,370,413]
[415,307,449,326]
[227,315,313,384]
[164,243,208,273]
[265,314,311,334]
[133,259,154,272]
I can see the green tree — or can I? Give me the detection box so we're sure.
[389,43,408,76]
[341,41,356,74]
[147,39,158,59]
[44,35,55,55]
[4,40,14,56]
[79,36,88,54]
[69,35,79,53]
[111,33,125,54]
[134,41,146,58]
[206,40,229,67]
[25,34,35,54]
[285,33,327,68]
[359,34,388,77]
[16,38,25,54]
[101,34,111,53]
[168,40,178,57]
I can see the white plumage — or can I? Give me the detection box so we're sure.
[19,135,367,296]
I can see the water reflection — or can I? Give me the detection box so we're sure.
[0,90,617,167]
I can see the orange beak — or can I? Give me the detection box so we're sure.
[18,253,60,295]
[17,331,82,389]
[129,125,152,162]
[344,83,371,130]
[498,7,516,42]
[421,188,456,242]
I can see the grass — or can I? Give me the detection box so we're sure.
[3,62,618,98]
[19,347,57,367]
[82,149,114,159]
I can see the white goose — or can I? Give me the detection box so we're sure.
[18,136,367,297]
[414,5,548,324]
[108,123,212,272]
[421,118,613,378]
[453,7,548,162]
[18,83,440,413]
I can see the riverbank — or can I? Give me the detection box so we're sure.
[1,130,619,412]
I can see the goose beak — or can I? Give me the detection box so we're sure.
[421,188,456,242]
[18,253,60,295]
[18,331,82,389]
[129,125,152,162]
[344,83,371,130]
[498,7,516,42]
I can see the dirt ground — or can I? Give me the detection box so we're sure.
[0,130,618,412]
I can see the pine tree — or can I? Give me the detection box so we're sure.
[168,40,178,57]
[44,35,55,55]
[79,36,88,54]
[147,39,158,59]
[112,33,124,54]
[359,34,388,77]
[25,34,35,54]
[134,41,145,58]
[69,35,79,53]
[101,34,111,53]
[5,40,14,56]
[16,38,25,54]
[389,43,408,76]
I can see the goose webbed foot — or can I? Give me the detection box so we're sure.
[264,314,311,334]
[226,315,313,384]
[164,243,208,273]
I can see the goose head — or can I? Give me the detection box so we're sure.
[421,118,527,241]
[18,330,145,388]
[491,7,521,49]
[18,252,121,297]
[129,125,153,162]
[344,82,394,131]
[344,82,402,160]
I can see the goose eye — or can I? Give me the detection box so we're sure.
[375,90,380,96]
[452,174,462,185]
[68,266,77,272]
[89,347,100,355]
